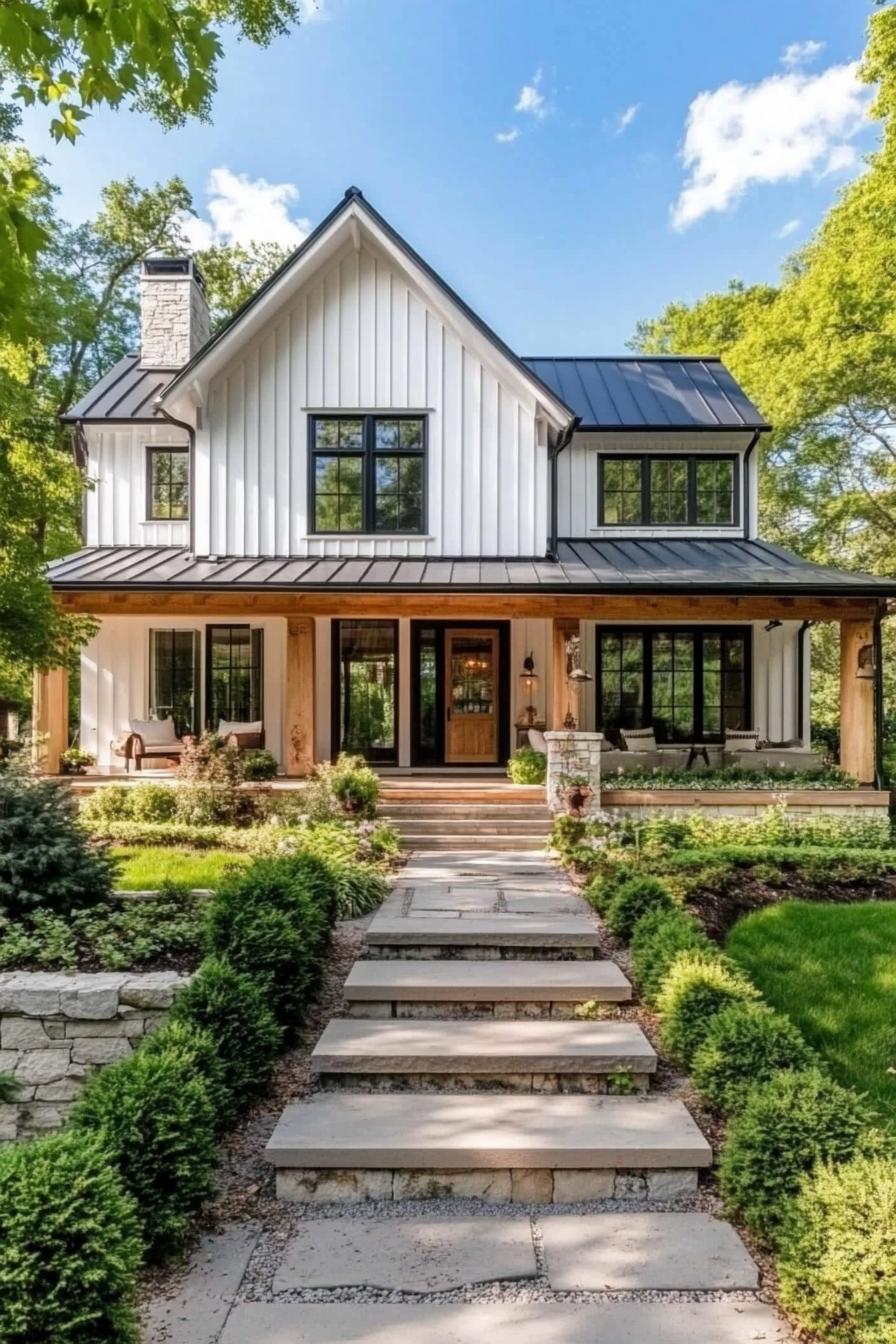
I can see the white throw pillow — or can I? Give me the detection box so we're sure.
[217,719,263,737]
[527,728,547,754]
[725,729,760,752]
[130,717,178,746]
[620,727,658,753]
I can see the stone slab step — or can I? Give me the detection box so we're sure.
[311,1019,655,1079]
[219,1302,792,1343]
[266,1093,711,1171]
[387,819,554,834]
[366,914,599,950]
[344,958,632,1007]
[400,836,549,851]
[381,804,551,819]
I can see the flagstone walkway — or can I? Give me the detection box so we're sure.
[143,849,793,1344]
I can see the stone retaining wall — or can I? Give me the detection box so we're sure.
[600,789,892,820]
[0,971,189,1141]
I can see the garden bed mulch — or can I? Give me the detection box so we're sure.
[685,872,896,940]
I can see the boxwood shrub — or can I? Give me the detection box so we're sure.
[691,1001,819,1114]
[72,1045,217,1259]
[603,874,675,940]
[140,1020,230,1129]
[0,1128,142,1343]
[584,864,636,916]
[719,1068,876,1244]
[629,905,715,1008]
[205,854,335,1028]
[171,955,282,1112]
[777,1154,896,1344]
[657,951,760,1067]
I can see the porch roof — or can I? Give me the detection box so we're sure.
[46,539,896,597]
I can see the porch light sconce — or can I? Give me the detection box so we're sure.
[564,666,593,730]
[519,653,539,726]
[764,619,782,633]
[856,644,876,681]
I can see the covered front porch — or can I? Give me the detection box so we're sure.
[42,585,885,787]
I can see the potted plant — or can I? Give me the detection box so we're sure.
[59,746,96,776]
[560,772,594,817]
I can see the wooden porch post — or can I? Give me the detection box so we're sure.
[32,666,69,774]
[286,617,316,776]
[840,617,875,785]
[551,619,578,729]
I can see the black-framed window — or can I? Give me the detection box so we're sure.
[149,629,200,735]
[599,455,738,527]
[147,447,189,520]
[311,415,425,534]
[332,619,398,764]
[597,626,751,743]
[206,625,263,728]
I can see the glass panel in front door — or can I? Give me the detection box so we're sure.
[445,630,498,763]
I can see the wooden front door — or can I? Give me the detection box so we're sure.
[444,627,500,764]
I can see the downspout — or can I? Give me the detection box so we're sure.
[797,619,812,747]
[873,604,888,791]
[742,428,762,539]
[155,402,197,556]
[548,416,580,561]
[73,420,89,544]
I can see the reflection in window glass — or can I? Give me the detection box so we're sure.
[601,458,643,525]
[149,449,189,520]
[207,626,263,727]
[149,630,199,735]
[696,458,735,524]
[336,620,397,763]
[650,459,688,524]
[312,416,425,534]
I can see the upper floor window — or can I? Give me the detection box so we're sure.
[598,454,738,527]
[147,447,189,520]
[311,415,425,534]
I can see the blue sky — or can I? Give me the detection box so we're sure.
[21,0,880,352]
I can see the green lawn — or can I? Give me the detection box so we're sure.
[111,846,250,891]
[727,901,896,1123]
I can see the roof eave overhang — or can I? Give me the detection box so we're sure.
[574,422,772,434]
[157,191,575,432]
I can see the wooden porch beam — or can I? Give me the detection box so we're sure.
[840,617,875,785]
[55,589,883,624]
[285,617,315,777]
[32,665,68,774]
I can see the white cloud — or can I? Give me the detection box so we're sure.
[298,0,328,19]
[782,39,825,69]
[615,103,640,134]
[181,167,311,250]
[495,128,520,144]
[671,61,871,229]
[777,218,801,238]
[515,69,547,119]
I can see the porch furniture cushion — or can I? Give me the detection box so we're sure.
[129,717,179,747]
[527,729,547,754]
[620,727,658,753]
[217,719,263,738]
[724,729,760,752]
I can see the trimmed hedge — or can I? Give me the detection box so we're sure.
[171,955,282,1112]
[691,1001,818,1114]
[0,1129,142,1343]
[629,905,714,1008]
[72,1046,217,1259]
[140,1020,230,1129]
[584,865,637,916]
[205,854,335,1028]
[603,874,675,940]
[777,1154,896,1344]
[657,952,760,1067]
[719,1068,875,1244]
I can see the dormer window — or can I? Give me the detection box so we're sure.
[311,415,425,535]
[598,454,738,527]
[147,446,189,521]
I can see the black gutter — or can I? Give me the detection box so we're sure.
[742,429,763,539]
[797,620,812,746]
[547,416,581,561]
[155,404,197,555]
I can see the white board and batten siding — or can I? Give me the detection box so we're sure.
[84,422,190,548]
[81,617,286,773]
[558,431,760,540]
[193,239,547,560]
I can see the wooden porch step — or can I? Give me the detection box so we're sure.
[343,958,632,1014]
[266,1093,711,1204]
[381,803,552,820]
[398,834,549,852]
[311,1018,655,1089]
[387,818,553,835]
[378,786,544,805]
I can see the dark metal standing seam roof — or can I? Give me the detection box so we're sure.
[521,357,769,431]
[61,354,178,422]
[46,540,896,596]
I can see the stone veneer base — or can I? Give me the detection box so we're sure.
[0,971,189,1140]
[276,1166,698,1204]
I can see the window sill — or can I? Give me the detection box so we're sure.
[303,534,434,542]
[142,518,189,525]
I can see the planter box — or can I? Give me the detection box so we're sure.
[599,789,892,820]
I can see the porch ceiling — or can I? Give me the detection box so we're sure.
[47,539,896,598]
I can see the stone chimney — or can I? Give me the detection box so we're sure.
[139,257,210,368]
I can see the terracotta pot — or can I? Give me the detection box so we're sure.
[564,783,593,818]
